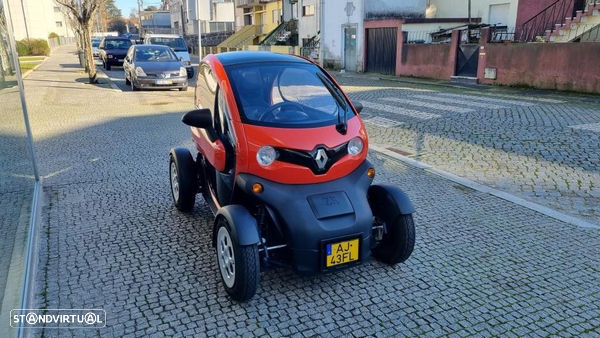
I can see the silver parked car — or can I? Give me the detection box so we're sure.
[123,45,188,91]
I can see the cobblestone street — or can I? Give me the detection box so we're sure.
[336,74,600,225]
[22,47,600,337]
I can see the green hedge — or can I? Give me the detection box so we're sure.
[17,39,50,56]
[16,41,30,56]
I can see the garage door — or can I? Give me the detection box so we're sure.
[366,27,397,75]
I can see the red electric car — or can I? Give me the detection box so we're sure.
[169,52,415,301]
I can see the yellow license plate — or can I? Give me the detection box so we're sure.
[326,239,359,267]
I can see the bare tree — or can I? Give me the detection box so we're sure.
[55,0,106,83]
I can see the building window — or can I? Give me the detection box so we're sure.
[54,6,61,13]
[303,5,314,16]
[56,21,63,27]
[272,9,278,23]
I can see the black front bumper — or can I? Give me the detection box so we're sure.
[236,160,375,275]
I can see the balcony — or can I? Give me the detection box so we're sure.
[236,0,277,9]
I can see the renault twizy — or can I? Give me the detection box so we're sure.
[169,52,415,301]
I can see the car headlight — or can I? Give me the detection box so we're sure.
[108,55,114,59]
[348,137,364,156]
[183,61,191,66]
[256,146,277,167]
[135,67,146,76]
[180,67,187,76]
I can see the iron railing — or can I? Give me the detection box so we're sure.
[520,0,572,42]
[403,30,453,44]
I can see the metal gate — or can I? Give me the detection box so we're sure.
[455,30,479,77]
[366,27,397,75]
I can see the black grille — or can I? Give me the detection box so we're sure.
[276,143,348,175]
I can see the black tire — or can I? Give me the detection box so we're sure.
[125,73,130,85]
[169,149,197,212]
[106,62,111,71]
[371,214,415,265]
[131,78,139,91]
[215,217,259,302]
[102,59,106,69]
[179,85,188,92]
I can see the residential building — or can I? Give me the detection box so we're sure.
[7,0,74,40]
[141,10,172,35]
[169,0,235,36]
[216,0,283,52]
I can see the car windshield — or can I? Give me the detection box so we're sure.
[148,37,187,51]
[226,63,352,128]
[134,47,178,62]
[104,39,132,49]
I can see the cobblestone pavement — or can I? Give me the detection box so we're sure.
[335,74,600,225]
[27,48,600,337]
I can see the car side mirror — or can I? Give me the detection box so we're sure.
[353,101,363,114]
[182,109,213,129]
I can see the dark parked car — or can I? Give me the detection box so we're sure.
[123,45,188,91]
[99,37,132,70]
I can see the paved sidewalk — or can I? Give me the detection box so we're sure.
[335,73,600,225]
[25,47,600,337]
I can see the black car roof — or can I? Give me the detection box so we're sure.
[215,51,310,66]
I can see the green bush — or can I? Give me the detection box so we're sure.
[16,41,30,56]
[20,39,50,56]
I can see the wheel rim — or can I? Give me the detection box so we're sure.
[170,161,179,202]
[217,225,235,288]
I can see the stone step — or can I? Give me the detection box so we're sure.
[450,76,478,84]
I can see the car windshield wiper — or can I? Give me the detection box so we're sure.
[316,72,348,135]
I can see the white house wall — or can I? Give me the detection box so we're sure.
[428,0,519,27]
[322,0,364,71]
[8,0,73,40]
[298,0,318,41]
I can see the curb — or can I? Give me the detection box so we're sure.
[21,57,48,79]
[95,67,121,91]
[370,144,600,230]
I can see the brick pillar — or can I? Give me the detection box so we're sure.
[449,29,461,78]
[477,27,492,82]
[395,23,404,76]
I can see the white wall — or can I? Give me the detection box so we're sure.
[8,0,74,41]
[427,0,519,26]
[321,0,364,71]
[298,0,318,41]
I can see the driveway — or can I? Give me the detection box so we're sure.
[21,46,600,337]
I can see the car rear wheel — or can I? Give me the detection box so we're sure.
[215,217,259,302]
[371,214,415,265]
[131,78,139,92]
[169,149,197,212]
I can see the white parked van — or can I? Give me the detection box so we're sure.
[143,34,194,79]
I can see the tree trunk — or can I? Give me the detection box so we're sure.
[82,24,97,83]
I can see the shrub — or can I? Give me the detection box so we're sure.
[16,41,30,56]
[21,39,50,56]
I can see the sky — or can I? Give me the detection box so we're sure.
[115,0,165,17]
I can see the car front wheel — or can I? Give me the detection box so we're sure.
[215,217,259,302]
[371,214,415,265]
[125,72,131,85]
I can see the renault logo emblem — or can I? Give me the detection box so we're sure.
[160,73,166,78]
[314,148,328,170]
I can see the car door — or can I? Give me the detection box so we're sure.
[192,63,227,173]
[99,38,105,60]
[124,47,134,78]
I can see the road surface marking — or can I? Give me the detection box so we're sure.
[411,95,507,110]
[382,97,475,113]
[362,101,441,120]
